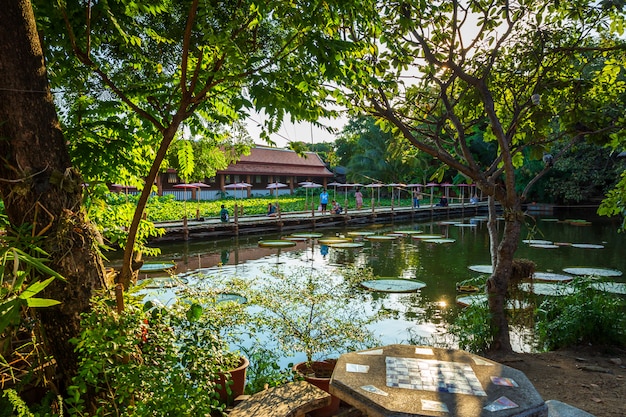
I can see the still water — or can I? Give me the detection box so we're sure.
[136,207,626,358]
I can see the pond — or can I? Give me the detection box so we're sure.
[132,207,626,362]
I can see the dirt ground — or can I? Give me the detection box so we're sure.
[485,346,626,417]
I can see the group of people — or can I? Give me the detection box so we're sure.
[319,188,346,215]
[218,186,478,223]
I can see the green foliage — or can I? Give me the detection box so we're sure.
[447,298,495,354]
[0,225,64,344]
[67,286,249,416]
[599,170,626,231]
[535,278,626,351]
[240,342,296,395]
[246,266,380,363]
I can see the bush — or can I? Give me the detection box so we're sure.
[535,278,626,351]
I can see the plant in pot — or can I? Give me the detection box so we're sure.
[66,281,251,416]
[246,266,380,417]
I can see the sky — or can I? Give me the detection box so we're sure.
[245,112,348,148]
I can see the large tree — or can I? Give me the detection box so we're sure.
[35,0,376,289]
[0,0,111,390]
[1,0,378,392]
[337,0,626,350]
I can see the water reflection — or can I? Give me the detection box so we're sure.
[133,208,626,354]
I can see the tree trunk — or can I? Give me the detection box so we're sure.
[486,203,523,353]
[0,0,110,392]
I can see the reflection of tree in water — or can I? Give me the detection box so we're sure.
[366,240,410,277]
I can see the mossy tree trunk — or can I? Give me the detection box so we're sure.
[0,0,110,392]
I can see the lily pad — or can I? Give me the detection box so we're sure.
[456,294,530,310]
[590,282,626,295]
[422,238,456,244]
[519,282,577,296]
[346,231,376,237]
[393,230,424,235]
[328,242,365,249]
[140,262,177,272]
[258,240,297,248]
[571,243,604,249]
[529,244,560,249]
[385,233,406,238]
[532,272,573,282]
[361,278,427,293]
[282,236,309,241]
[139,276,189,289]
[411,234,444,240]
[562,267,623,277]
[290,232,324,238]
[468,265,493,274]
[522,239,553,245]
[454,223,477,227]
[318,237,352,245]
[365,235,398,241]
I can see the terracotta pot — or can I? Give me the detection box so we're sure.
[293,360,340,417]
[215,356,249,405]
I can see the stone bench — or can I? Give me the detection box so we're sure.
[228,380,331,417]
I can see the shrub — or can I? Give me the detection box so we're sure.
[534,278,626,351]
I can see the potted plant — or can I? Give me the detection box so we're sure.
[246,266,380,417]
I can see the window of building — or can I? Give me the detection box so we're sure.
[234,175,240,183]
[168,173,177,183]
[255,176,262,183]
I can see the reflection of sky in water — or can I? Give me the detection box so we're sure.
[138,212,626,362]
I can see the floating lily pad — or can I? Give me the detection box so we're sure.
[571,243,604,249]
[456,294,487,307]
[282,236,309,241]
[529,244,560,249]
[456,294,529,310]
[522,239,553,245]
[411,234,444,240]
[422,238,456,244]
[329,242,365,249]
[393,230,424,235]
[139,276,189,289]
[554,242,572,247]
[318,237,352,245]
[438,221,457,225]
[347,231,376,237]
[563,267,623,277]
[258,240,297,248]
[361,278,426,293]
[385,233,406,238]
[140,262,177,272]
[365,235,398,241]
[532,272,573,282]
[519,282,577,296]
[590,282,626,295]
[290,232,324,238]
[468,265,493,274]
[216,293,247,303]
[454,223,477,227]
[540,218,560,222]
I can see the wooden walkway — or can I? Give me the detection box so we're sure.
[152,202,489,242]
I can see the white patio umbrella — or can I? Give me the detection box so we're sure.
[302,182,323,210]
[425,183,439,207]
[173,183,199,218]
[386,183,406,207]
[364,183,384,206]
[266,182,288,212]
[327,181,343,201]
[189,182,211,219]
[224,182,252,200]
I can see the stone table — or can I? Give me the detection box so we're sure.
[330,344,548,417]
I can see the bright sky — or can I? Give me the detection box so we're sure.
[245,112,348,148]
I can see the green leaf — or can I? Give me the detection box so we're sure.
[25,298,62,308]
[186,303,203,322]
